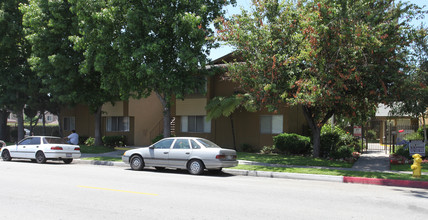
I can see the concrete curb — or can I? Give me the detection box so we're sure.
[74,159,428,189]
[343,176,428,189]
[223,169,344,182]
[74,159,128,167]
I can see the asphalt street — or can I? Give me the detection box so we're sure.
[1,160,427,219]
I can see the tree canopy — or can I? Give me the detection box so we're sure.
[216,0,423,157]
[0,0,33,140]
[118,0,236,137]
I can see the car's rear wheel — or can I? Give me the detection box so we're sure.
[130,155,144,170]
[1,150,12,161]
[35,151,47,164]
[187,159,205,175]
[63,159,73,164]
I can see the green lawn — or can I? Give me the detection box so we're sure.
[81,156,122,161]
[390,164,428,173]
[237,152,354,168]
[79,145,116,154]
[231,165,428,181]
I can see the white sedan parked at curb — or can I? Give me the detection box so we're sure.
[122,137,238,175]
[1,136,81,164]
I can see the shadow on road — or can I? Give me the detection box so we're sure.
[124,167,235,178]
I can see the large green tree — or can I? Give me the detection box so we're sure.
[68,0,125,145]
[22,0,124,145]
[0,0,32,141]
[393,26,428,142]
[118,0,235,138]
[217,0,421,157]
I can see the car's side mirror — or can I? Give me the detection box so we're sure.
[149,146,155,149]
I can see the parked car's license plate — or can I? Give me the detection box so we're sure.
[66,153,72,157]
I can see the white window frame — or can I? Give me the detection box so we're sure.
[63,117,75,131]
[181,116,211,133]
[106,117,130,132]
[260,115,283,134]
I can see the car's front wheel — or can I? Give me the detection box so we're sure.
[130,155,144,170]
[35,151,47,164]
[187,159,205,175]
[1,150,12,161]
[63,159,73,164]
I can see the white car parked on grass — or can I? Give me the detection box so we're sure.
[1,136,81,164]
[122,137,238,175]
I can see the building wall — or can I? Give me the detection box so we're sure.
[172,73,309,150]
[129,94,163,146]
[60,93,163,146]
[61,104,95,138]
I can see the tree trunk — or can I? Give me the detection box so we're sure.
[301,105,333,158]
[0,110,10,141]
[423,114,427,144]
[58,111,63,137]
[94,107,102,146]
[312,126,321,157]
[42,111,46,136]
[230,116,236,150]
[17,109,24,141]
[156,93,171,138]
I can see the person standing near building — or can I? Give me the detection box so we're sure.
[66,130,79,145]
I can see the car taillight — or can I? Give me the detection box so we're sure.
[216,155,236,160]
[74,147,80,151]
[51,146,63,150]
[216,155,226,159]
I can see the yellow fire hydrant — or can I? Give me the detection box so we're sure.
[411,154,423,178]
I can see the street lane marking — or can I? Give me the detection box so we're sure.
[77,185,158,196]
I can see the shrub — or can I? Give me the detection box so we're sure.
[405,131,423,141]
[260,145,277,154]
[241,143,256,153]
[152,134,163,144]
[84,137,95,146]
[320,125,355,157]
[102,135,127,148]
[418,127,428,138]
[366,129,377,141]
[273,133,312,155]
[79,136,89,145]
[330,145,354,159]
[394,145,411,159]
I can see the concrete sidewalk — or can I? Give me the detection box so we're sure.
[351,150,391,172]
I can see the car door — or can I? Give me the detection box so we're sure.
[15,138,33,158]
[146,139,174,167]
[27,137,41,159]
[168,139,192,168]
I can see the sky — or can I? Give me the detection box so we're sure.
[208,0,428,60]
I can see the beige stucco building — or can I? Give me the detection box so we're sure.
[60,53,309,149]
[60,94,163,146]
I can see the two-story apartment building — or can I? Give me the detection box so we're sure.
[60,53,309,149]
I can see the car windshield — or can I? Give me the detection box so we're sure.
[44,137,68,144]
[196,139,220,148]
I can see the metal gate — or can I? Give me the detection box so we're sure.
[361,118,418,153]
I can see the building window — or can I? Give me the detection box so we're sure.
[181,116,211,133]
[46,115,53,121]
[63,117,75,131]
[260,115,283,134]
[106,117,130,132]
